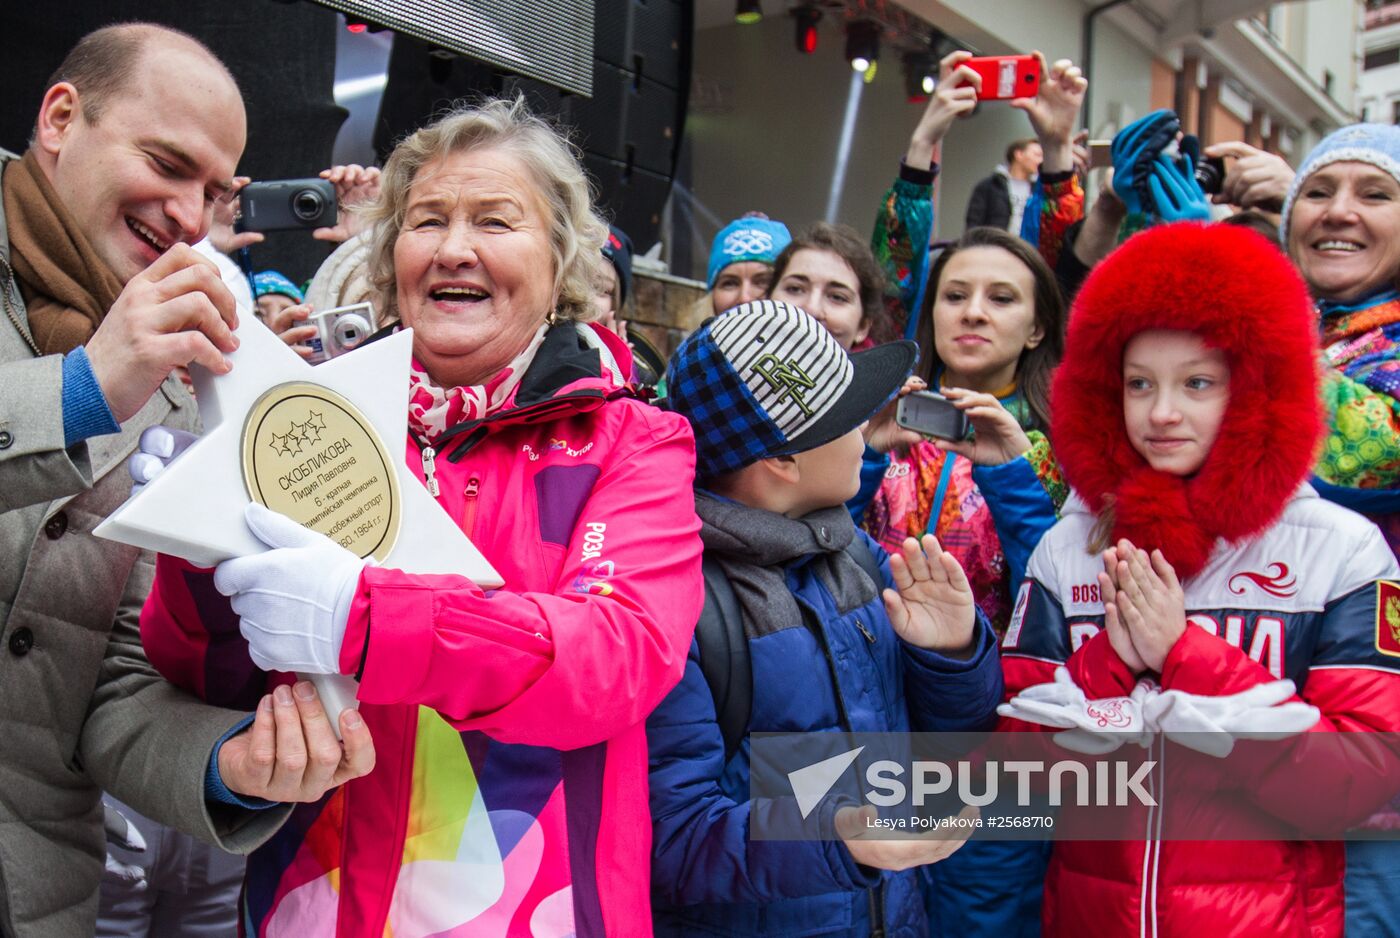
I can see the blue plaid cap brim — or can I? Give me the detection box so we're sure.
[666,328,788,480]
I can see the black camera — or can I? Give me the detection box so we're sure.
[1194,156,1226,196]
[239,178,337,231]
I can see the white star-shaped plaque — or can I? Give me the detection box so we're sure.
[96,314,501,589]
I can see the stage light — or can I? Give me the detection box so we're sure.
[845,20,880,75]
[346,16,368,33]
[903,51,936,102]
[792,5,821,55]
[735,0,762,25]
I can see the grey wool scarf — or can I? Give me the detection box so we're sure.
[695,492,878,640]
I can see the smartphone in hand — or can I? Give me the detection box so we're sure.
[962,54,1040,101]
[895,390,971,441]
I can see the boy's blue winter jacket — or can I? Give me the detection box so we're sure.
[646,520,1003,937]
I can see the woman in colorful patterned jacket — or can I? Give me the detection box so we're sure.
[1278,120,1400,938]
[138,98,704,937]
[859,51,1087,613]
[858,50,1086,938]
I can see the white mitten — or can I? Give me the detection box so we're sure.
[127,425,199,496]
[1148,679,1320,757]
[998,667,1153,753]
[214,503,368,674]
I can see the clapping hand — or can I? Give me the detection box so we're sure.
[1111,109,1180,216]
[882,534,977,657]
[1097,539,1186,674]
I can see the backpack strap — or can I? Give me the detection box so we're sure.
[694,537,883,765]
[695,556,752,764]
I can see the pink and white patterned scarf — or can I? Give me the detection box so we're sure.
[407,323,550,443]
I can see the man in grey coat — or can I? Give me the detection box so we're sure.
[0,23,375,938]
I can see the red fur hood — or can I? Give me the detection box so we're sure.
[1051,223,1321,580]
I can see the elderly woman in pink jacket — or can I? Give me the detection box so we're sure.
[139,97,704,938]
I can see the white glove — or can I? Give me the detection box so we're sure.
[1146,680,1320,757]
[999,667,1321,757]
[127,425,198,495]
[102,800,148,890]
[214,503,368,674]
[998,667,1154,753]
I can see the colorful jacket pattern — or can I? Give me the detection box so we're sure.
[141,323,705,938]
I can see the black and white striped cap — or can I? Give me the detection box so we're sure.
[702,300,917,458]
[709,300,853,440]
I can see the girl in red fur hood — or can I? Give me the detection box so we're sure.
[998,222,1400,937]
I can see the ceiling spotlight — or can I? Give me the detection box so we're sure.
[735,0,762,25]
[845,19,880,74]
[792,5,821,55]
[903,51,936,102]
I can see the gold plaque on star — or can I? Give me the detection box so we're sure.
[241,382,401,562]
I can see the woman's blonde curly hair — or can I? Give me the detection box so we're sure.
[364,96,607,323]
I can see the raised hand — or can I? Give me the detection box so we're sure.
[207,177,264,255]
[1110,109,1180,215]
[933,388,1033,466]
[1010,52,1087,174]
[217,680,375,802]
[905,50,980,171]
[1147,150,1211,222]
[313,164,382,243]
[837,804,979,871]
[85,244,239,423]
[882,534,977,655]
[1203,141,1295,212]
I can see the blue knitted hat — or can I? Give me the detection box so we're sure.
[1281,123,1400,245]
[253,270,304,303]
[706,214,792,288]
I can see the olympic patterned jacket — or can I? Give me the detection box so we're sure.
[998,487,1400,937]
[139,322,705,938]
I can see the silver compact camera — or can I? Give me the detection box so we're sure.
[307,302,377,363]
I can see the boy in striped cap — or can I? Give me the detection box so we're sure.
[648,299,1004,937]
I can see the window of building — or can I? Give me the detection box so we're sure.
[1365,46,1400,70]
